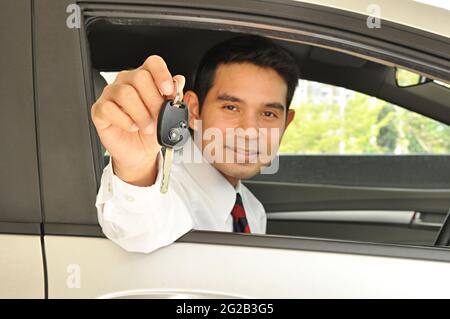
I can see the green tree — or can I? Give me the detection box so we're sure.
[280,84,450,155]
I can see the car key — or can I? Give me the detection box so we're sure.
[157,79,189,193]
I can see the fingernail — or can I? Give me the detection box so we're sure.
[128,124,139,132]
[161,80,173,95]
[143,124,154,135]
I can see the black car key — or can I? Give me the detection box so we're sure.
[157,80,189,193]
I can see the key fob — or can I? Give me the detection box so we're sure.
[157,100,190,149]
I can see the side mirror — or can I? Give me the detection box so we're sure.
[395,68,431,87]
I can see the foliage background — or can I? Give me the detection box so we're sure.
[280,79,450,155]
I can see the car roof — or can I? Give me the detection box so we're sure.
[293,0,450,38]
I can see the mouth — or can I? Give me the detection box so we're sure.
[225,146,259,161]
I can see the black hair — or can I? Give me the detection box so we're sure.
[193,35,299,113]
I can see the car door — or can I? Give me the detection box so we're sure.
[35,0,450,298]
[0,0,45,298]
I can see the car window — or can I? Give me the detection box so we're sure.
[280,79,450,155]
[97,70,450,248]
[88,17,450,250]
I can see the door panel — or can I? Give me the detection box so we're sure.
[248,180,449,245]
[267,219,439,246]
[0,235,45,298]
[45,234,450,298]
[266,210,441,245]
[247,181,450,213]
[251,155,450,190]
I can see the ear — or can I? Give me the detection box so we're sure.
[183,90,201,130]
[285,109,295,129]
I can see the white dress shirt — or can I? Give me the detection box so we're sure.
[95,137,267,253]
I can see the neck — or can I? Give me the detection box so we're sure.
[222,174,240,188]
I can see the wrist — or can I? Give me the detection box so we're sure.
[112,154,159,187]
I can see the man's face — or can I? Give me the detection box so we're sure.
[185,62,295,184]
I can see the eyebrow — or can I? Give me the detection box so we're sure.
[217,94,242,103]
[265,102,286,112]
[217,94,286,111]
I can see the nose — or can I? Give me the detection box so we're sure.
[238,112,259,139]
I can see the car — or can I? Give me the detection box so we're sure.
[1,0,450,298]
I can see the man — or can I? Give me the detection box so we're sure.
[91,35,299,253]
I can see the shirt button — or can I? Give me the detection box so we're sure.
[124,194,135,202]
[107,182,112,193]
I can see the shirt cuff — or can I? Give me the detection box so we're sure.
[96,151,164,213]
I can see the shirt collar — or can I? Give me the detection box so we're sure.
[178,136,241,223]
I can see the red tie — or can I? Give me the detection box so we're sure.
[231,193,251,233]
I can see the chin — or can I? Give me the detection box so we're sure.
[212,162,262,180]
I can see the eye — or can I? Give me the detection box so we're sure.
[262,111,277,118]
[223,105,238,111]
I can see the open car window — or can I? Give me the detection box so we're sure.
[86,14,450,250]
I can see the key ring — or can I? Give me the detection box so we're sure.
[172,78,183,106]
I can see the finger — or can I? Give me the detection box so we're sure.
[114,68,164,122]
[104,84,153,134]
[141,55,174,96]
[166,74,186,102]
[92,99,138,133]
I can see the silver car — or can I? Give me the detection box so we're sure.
[1,0,449,298]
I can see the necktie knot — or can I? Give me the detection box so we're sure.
[231,193,251,233]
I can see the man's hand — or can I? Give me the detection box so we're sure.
[91,55,185,186]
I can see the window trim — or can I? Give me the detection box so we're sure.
[176,230,450,263]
